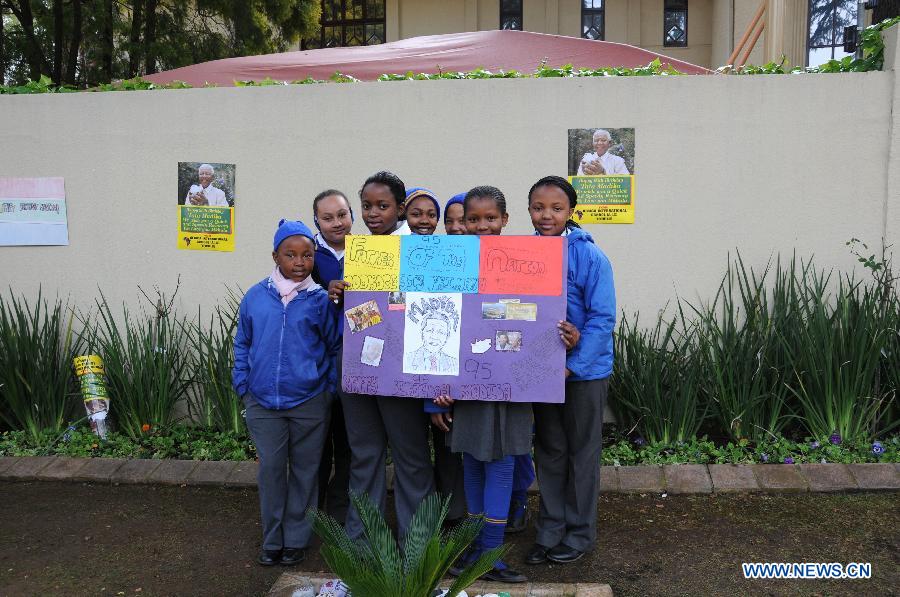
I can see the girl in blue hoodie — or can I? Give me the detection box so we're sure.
[524,176,616,567]
[233,219,341,568]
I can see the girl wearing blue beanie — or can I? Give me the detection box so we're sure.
[233,219,341,567]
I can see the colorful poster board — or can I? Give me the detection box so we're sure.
[341,235,568,403]
[177,161,236,251]
[0,177,69,246]
[567,127,636,225]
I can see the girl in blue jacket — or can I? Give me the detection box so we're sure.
[233,219,341,567]
[524,176,616,567]
[311,190,354,526]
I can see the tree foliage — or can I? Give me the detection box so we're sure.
[0,0,321,87]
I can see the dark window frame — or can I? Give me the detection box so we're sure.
[581,1,605,41]
[500,0,523,30]
[806,0,857,65]
[303,0,386,49]
[664,0,688,47]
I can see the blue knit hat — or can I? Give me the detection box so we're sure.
[444,192,466,221]
[273,218,315,250]
[405,187,441,221]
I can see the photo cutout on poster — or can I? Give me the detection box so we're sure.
[495,330,523,352]
[388,291,406,311]
[360,336,385,367]
[403,293,462,376]
[345,300,383,333]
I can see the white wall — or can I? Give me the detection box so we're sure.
[0,51,897,323]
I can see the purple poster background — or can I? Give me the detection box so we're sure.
[341,243,569,403]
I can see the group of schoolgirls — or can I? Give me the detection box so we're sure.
[232,171,616,584]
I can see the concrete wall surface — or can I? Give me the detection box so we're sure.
[0,62,897,324]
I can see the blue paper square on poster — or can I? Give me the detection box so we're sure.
[399,235,480,293]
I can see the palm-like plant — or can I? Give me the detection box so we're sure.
[311,492,505,597]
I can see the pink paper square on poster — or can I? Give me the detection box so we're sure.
[478,236,564,296]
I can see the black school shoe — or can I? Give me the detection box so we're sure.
[506,499,529,534]
[447,548,475,577]
[280,547,306,566]
[524,543,550,565]
[257,549,282,566]
[481,564,528,584]
[546,544,585,564]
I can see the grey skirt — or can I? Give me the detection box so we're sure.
[447,400,533,462]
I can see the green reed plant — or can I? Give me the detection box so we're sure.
[782,270,893,440]
[188,291,244,434]
[691,253,798,441]
[611,308,707,443]
[91,288,194,439]
[311,492,503,597]
[0,289,82,443]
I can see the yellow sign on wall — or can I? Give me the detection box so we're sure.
[177,206,235,251]
[568,175,635,224]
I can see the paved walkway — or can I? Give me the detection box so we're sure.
[1,456,898,493]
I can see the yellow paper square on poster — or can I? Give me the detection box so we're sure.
[344,235,401,291]
[568,175,635,224]
[177,206,235,251]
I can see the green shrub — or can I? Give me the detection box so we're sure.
[0,289,82,443]
[611,309,707,443]
[311,492,503,597]
[188,290,244,435]
[90,288,194,440]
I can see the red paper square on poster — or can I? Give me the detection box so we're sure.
[478,236,564,296]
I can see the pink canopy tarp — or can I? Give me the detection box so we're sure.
[145,30,710,86]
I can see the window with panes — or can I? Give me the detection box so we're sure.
[304,0,386,49]
[500,0,523,30]
[664,0,688,47]
[582,0,604,40]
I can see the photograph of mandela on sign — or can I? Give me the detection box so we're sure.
[345,300,383,333]
[403,294,462,376]
[567,128,635,176]
[177,162,235,207]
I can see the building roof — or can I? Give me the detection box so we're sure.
[145,30,710,85]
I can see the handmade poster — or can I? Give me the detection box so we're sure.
[344,235,401,291]
[0,177,68,246]
[567,127,636,224]
[341,235,568,403]
[177,161,236,251]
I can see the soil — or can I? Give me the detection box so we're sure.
[1,481,897,596]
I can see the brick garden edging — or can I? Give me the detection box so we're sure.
[269,572,613,597]
[1,456,898,493]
